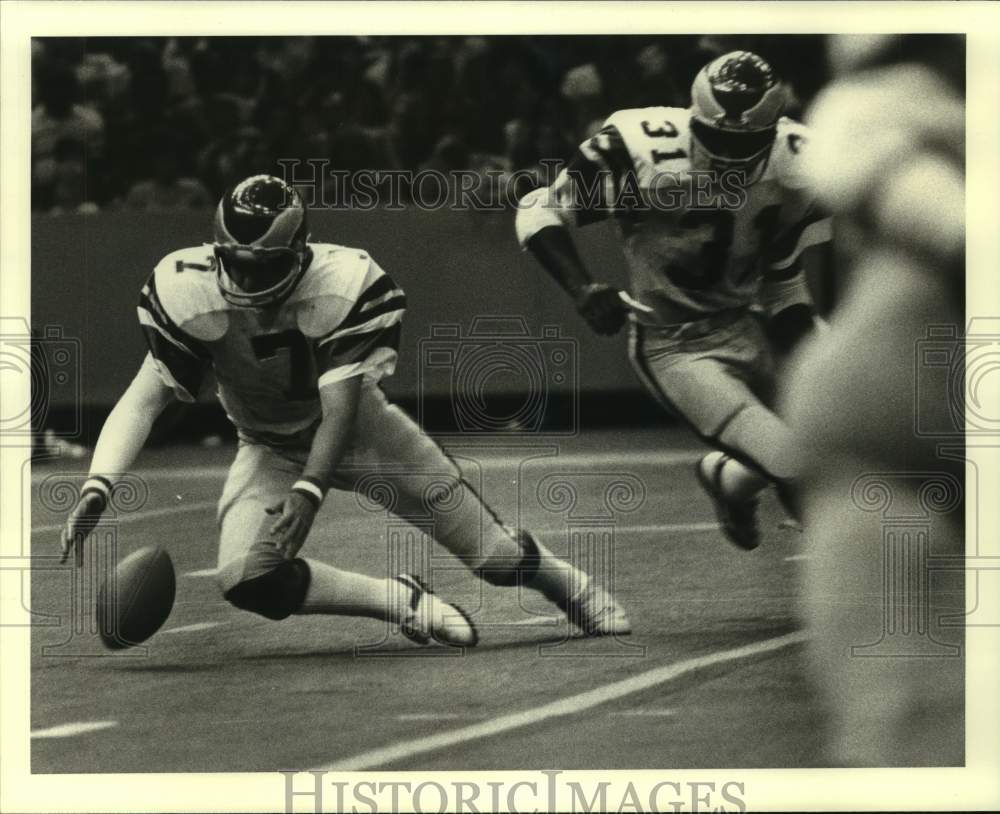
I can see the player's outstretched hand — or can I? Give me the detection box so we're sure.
[575,283,628,336]
[59,491,107,566]
[266,491,318,560]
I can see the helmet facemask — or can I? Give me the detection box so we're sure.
[689,51,787,183]
[213,240,308,309]
[212,174,311,309]
[689,118,777,180]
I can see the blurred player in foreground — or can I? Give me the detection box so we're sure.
[59,174,630,646]
[784,35,965,765]
[517,51,831,550]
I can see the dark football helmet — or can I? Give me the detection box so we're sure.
[212,175,311,308]
[689,51,788,177]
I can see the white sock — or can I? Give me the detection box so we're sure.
[480,534,589,606]
[527,539,589,605]
[296,559,406,622]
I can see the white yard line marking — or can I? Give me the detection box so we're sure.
[184,568,219,578]
[783,554,812,562]
[30,449,703,486]
[30,500,216,535]
[318,630,808,771]
[396,713,484,721]
[160,621,225,635]
[610,708,678,717]
[31,720,118,739]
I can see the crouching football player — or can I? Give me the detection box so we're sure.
[60,174,630,646]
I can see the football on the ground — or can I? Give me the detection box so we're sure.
[97,546,176,649]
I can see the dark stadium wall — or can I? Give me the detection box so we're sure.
[32,210,644,437]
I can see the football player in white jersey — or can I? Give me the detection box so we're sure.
[59,175,630,646]
[516,51,831,549]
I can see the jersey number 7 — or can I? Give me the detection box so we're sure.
[250,331,318,401]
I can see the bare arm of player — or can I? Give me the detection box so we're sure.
[59,354,177,564]
[516,189,627,336]
[267,375,363,559]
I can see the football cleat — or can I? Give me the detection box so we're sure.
[394,573,479,648]
[695,452,761,550]
[213,175,312,309]
[689,51,788,178]
[558,578,632,636]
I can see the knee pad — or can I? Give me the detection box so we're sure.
[222,557,311,620]
[480,531,541,587]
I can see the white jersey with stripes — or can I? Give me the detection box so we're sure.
[137,243,405,438]
[531,107,831,325]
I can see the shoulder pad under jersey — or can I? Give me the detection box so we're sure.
[603,106,694,177]
[291,243,391,339]
[765,117,812,190]
[149,246,229,342]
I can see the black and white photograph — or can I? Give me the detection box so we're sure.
[1,2,998,812]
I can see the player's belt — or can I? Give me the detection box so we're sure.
[647,307,747,341]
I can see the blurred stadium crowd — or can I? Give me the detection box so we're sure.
[31,34,828,214]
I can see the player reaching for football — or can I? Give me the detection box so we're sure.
[516,51,831,549]
[59,174,630,646]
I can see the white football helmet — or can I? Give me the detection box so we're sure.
[689,51,788,179]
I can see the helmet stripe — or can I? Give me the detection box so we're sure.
[253,204,304,248]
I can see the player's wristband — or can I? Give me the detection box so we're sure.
[292,477,325,510]
[81,475,112,510]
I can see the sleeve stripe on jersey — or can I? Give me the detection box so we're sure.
[322,321,402,368]
[317,299,405,346]
[575,124,638,226]
[138,276,209,359]
[583,125,635,199]
[137,307,200,358]
[317,347,398,389]
[563,148,612,227]
[353,294,407,324]
[331,272,400,331]
[358,287,406,315]
[351,272,397,312]
[767,217,833,271]
[316,324,402,386]
[317,360,367,387]
[139,325,202,400]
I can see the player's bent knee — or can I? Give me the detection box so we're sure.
[717,404,799,482]
[479,531,540,587]
[221,557,311,620]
